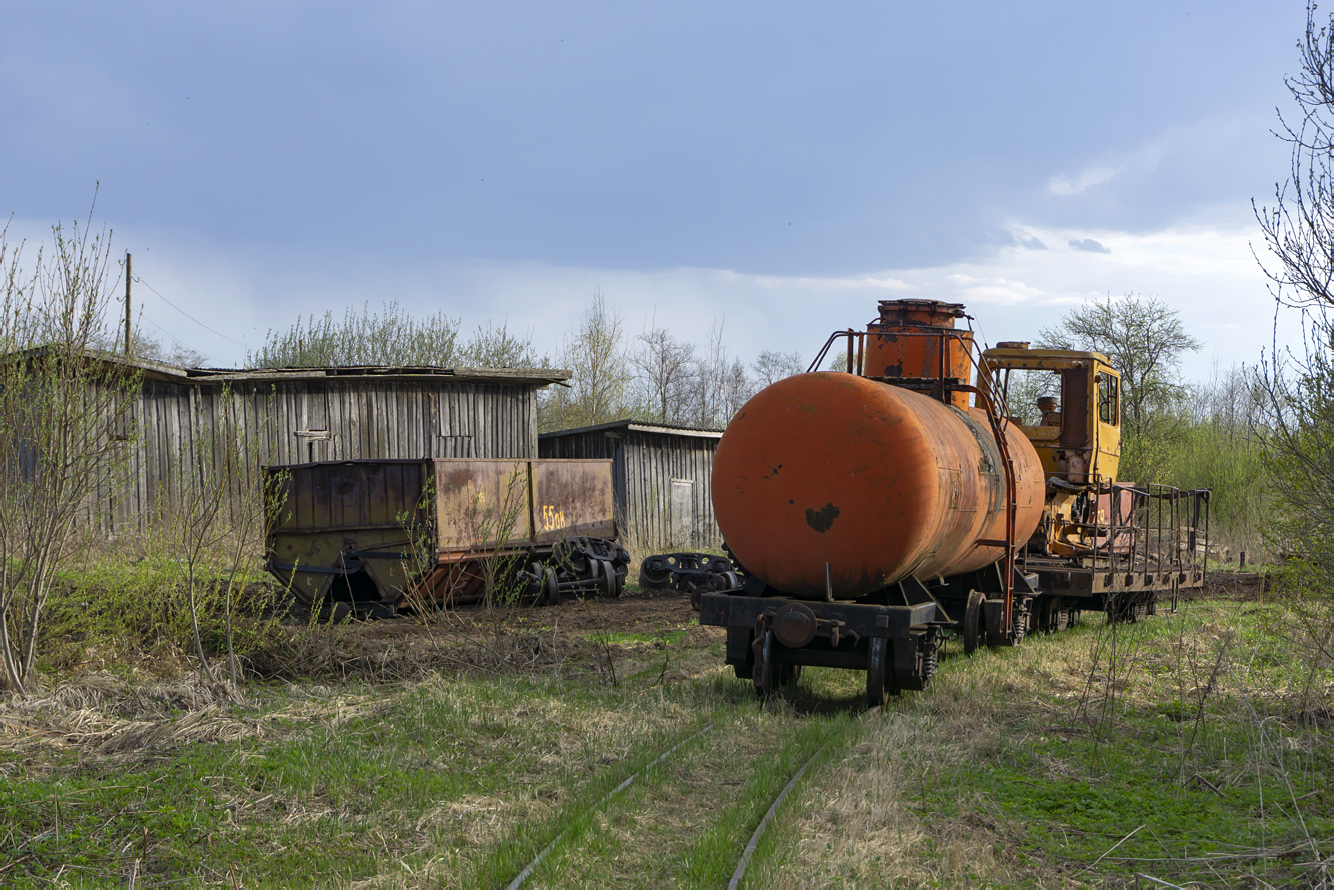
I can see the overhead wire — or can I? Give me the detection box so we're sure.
[132,275,250,349]
[135,314,196,352]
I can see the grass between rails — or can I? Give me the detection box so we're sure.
[2,587,1331,887]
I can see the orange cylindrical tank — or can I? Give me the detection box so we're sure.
[712,372,1044,600]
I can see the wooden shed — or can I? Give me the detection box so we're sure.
[39,352,570,532]
[538,419,723,551]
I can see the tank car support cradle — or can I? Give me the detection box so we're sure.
[697,593,940,707]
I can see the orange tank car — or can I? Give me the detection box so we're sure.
[712,371,1045,600]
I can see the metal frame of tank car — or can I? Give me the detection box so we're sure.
[684,299,1210,706]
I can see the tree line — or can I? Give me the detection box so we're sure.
[248,288,806,433]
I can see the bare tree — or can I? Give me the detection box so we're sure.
[1254,2,1334,586]
[751,349,805,388]
[162,386,280,689]
[719,356,752,419]
[540,288,632,430]
[689,318,729,427]
[630,324,694,423]
[1038,293,1201,441]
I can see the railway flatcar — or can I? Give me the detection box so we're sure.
[264,458,630,616]
[682,299,1208,705]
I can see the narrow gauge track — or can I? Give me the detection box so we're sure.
[504,702,887,889]
[506,722,717,890]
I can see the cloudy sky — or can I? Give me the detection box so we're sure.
[0,1,1314,377]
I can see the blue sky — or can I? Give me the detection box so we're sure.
[0,1,1312,375]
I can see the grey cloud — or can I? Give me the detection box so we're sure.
[1068,238,1111,254]
[1019,236,1047,250]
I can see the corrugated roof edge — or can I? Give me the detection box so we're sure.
[540,418,725,439]
[2,347,572,385]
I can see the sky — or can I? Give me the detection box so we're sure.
[0,1,1316,379]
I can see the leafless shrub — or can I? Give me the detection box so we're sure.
[149,385,287,689]
[0,213,141,697]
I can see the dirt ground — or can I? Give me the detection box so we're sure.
[350,586,699,643]
[249,586,718,684]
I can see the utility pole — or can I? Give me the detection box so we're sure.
[124,252,132,354]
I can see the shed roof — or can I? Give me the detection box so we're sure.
[540,418,724,440]
[7,346,572,386]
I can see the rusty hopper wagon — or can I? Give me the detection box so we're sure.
[265,458,630,616]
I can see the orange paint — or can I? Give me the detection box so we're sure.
[712,372,1044,600]
[863,300,974,409]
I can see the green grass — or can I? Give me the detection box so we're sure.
[580,629,688,646]
[2,595,1330,887]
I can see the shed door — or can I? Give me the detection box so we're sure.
[670,479,695,548]
[298,387,331,462]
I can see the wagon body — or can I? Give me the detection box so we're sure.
[264,458,617,610]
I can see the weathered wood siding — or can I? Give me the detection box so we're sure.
[539,427,721,551]
[110,377,540,530]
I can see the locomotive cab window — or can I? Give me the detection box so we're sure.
[1098,373,1119,426]
[999,368,1061,426]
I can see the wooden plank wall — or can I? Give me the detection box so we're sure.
[622,430,721,551]
[538,428,720,551]
[107,377,539,531]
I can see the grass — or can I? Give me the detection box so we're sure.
[1,585,1331,887]
[753,598,1334,887]
[579,629,689,646]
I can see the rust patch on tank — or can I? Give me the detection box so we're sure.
[805,502,840,532]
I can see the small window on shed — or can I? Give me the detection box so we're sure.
[1098,373,1119,426]
[304,387,328,432]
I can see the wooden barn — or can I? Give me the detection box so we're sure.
[538,419,723,551]
[51,352,570,531]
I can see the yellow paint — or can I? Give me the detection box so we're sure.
[540,504,566,532]
[979,346,1121,484]
[980,345,1125,559]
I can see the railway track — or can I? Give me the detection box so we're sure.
[502,701,883,888]
[506,722,718,890]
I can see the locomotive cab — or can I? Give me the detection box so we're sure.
[979,343,1122,485]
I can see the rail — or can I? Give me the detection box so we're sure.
[506,722,717,889]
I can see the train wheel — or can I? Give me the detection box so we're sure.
[752,629,776,698]
[866,637,890,707]
[963,590,984,655]
[600,560,620,597]
[594,563,613,597]
[543,567,560,606]
[524,562,545,604]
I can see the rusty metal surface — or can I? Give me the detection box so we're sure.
[434,460,533,551]
[864,300,974,409]
[712,371,1044,600]
[265,460,431,604]
[270,459,428,533]
[531,459,615,542]
[265,457,617,606]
